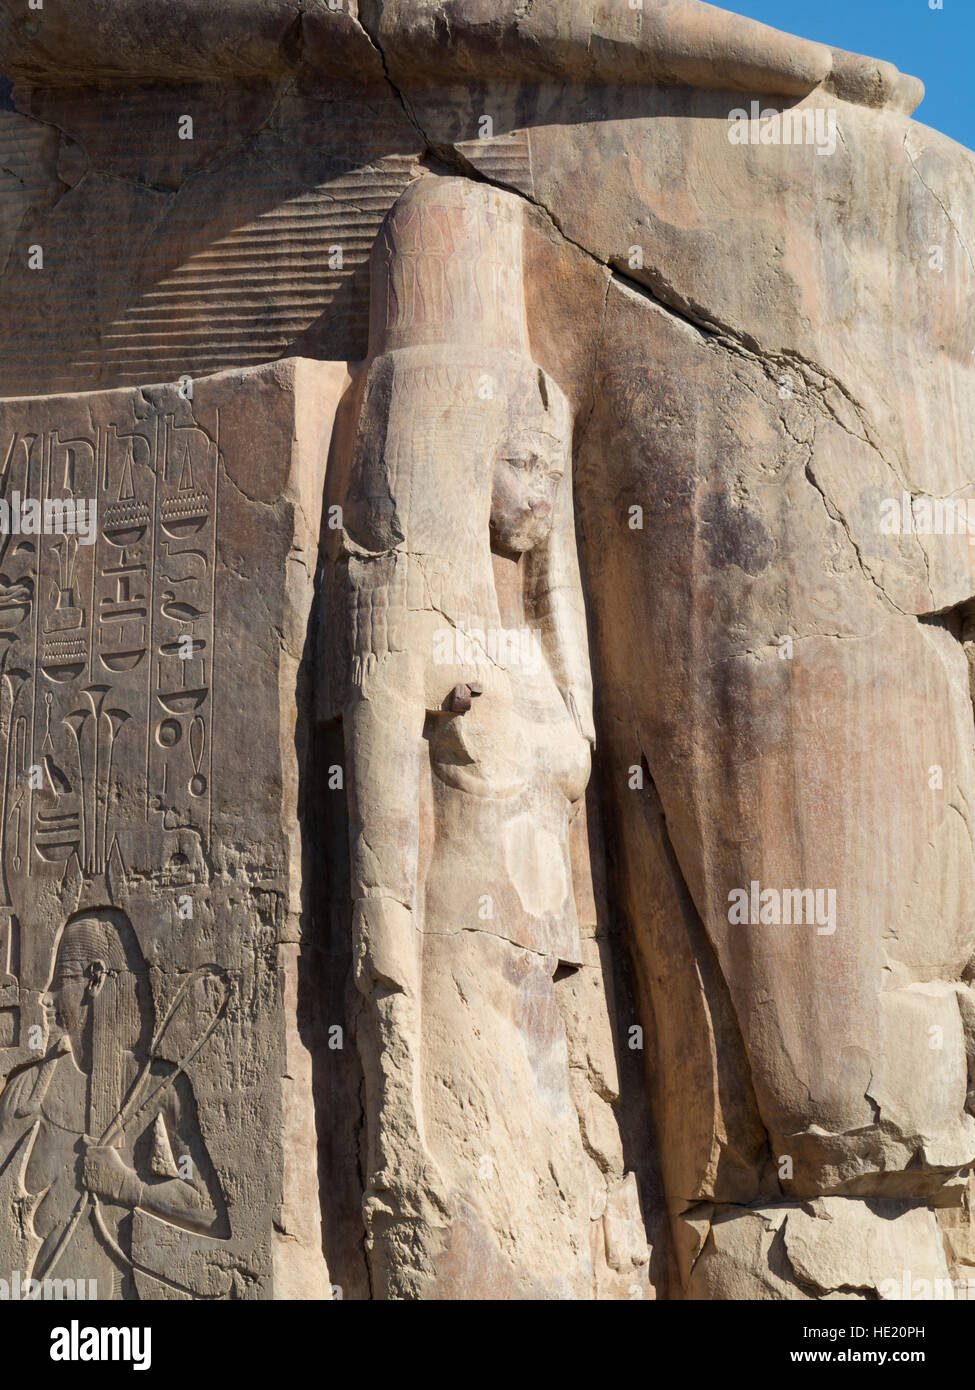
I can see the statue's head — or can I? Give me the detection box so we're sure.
[490,366,571,557]
[43,910,150,1077]
[338,176,594,742]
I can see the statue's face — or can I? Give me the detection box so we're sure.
[43,963,88,1039]
[490,430,565,555]
[42,944,106,1052]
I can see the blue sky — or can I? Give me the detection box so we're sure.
[717,0,973,151]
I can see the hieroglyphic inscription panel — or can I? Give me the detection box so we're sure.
[0,361,338,1299]
[0,410,216,909]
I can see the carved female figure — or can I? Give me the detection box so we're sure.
[324,178,608,1297]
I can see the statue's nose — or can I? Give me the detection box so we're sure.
[529,498,550,518]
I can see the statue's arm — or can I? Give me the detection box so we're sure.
[345,653,427,995]
[85,1073,228,1237]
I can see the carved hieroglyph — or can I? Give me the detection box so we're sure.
[0,360,342,1299]
[319,177,650,1299]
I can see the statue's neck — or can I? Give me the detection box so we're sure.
[491,547,527,629]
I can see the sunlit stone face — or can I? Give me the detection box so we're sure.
[489,429,565,555]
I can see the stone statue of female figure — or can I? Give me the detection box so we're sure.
[322,177,609,1298]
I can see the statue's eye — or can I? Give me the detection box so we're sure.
[505,456,531,471]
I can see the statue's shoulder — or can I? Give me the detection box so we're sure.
[0,1056,53,1125]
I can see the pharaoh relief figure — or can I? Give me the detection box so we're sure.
[0,905,230,1299]
[320,177,649,1300]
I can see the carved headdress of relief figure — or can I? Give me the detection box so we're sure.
[337,176,594,742]
[51,909,151,1128]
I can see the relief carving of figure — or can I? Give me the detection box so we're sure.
[0,909,229,1298]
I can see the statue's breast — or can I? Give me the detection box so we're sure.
[427,672,589,804]
[423,687,588,965]
[427,700,529,798]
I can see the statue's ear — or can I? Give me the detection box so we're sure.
[87,958,107,997]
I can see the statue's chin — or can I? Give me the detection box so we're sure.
[492,523,550,555]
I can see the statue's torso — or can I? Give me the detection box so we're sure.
[424,657,590,964]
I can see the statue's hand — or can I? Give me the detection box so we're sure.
[83,1143,143,1208]
[445,682,483,714]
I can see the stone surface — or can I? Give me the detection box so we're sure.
[0,358,343,1298]
[0,0,972,1301]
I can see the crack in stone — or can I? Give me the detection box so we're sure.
[803,452,912,617]
[353,6,427,148]
[420,135,924,576]
[904,131,975,278]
